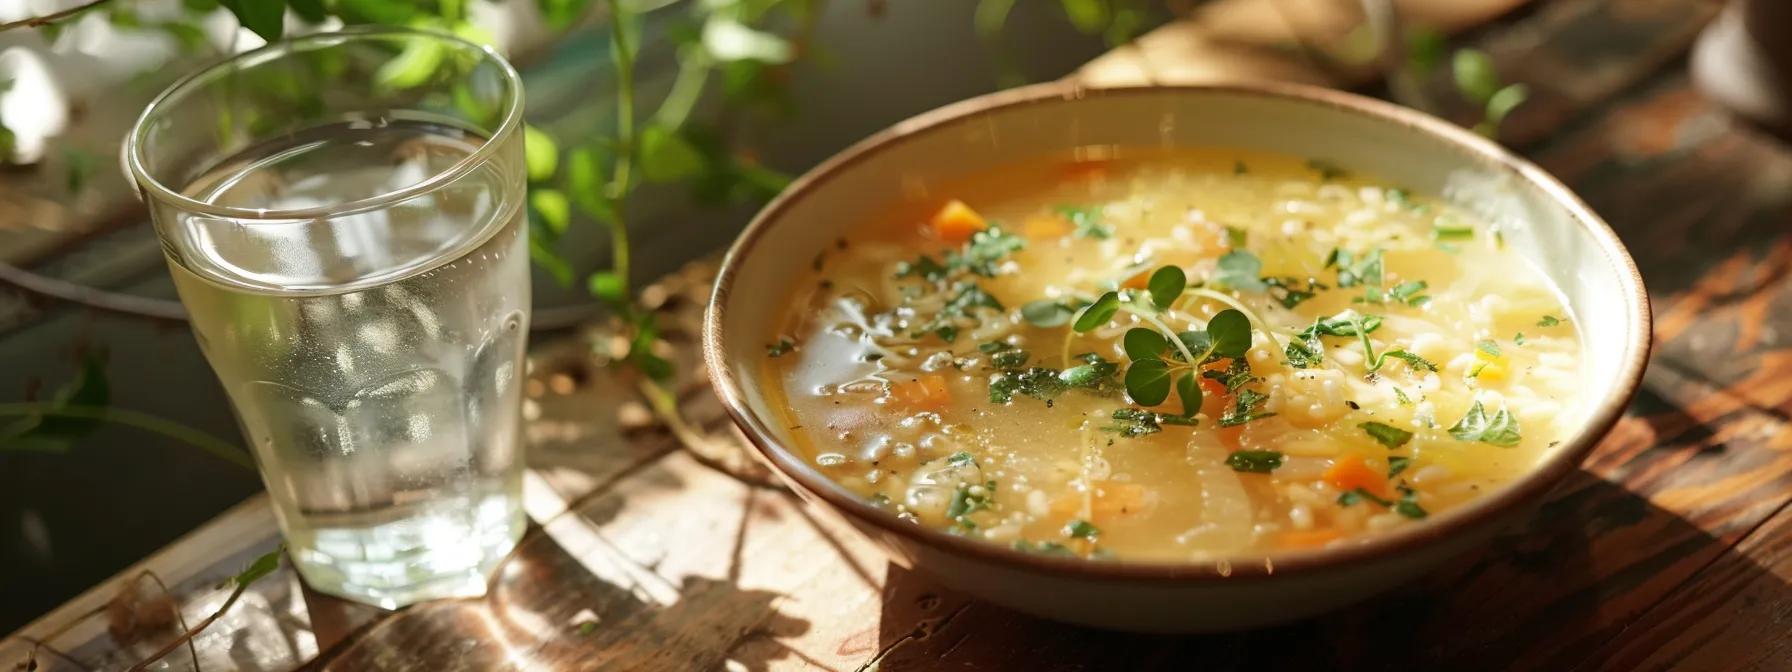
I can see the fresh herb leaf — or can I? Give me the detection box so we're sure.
[1021,299,1077,328]
[1106,407,1197,437]
[1204,357,1256,393]
[1176,371,1201,416]
[1389,280,1429,306]
[1147,266,1186,311]
[767,338,795,357]
[896,255,949,281]
[1058,352,1121,391]
[1065,519,1100,539]
[1207,309,1253,359]
[1537,314,1562,327]
[1395,487,1428,519]
[1285,331,1324,368]
[1219,388,1274,427]
[1074,292,1121,332]
[947,451,977,467]
[1388,456,1412,478]
[1514,332,1526,346]
[1331,248,1385,291]
[1448,400,1522,447]
[1056,205,1112,239]
[1303,312,1382,338]
[1264,276,1324,309]
[1215,251,1267,292]
[915,282,1005,342]
[1337,488,1393,507]
[1225,450,1283,473]
[991,349,1030,370]
[951,225,1026,277]
[1476,339,1502,357]
[1123,328,1168,361]
[1176,331,1213,361]
[990,368,1067,403]
[1359,421,1414,449]
[946,481,995,529]
[1380,350,1438,372]
[1433,218,1475,241]
[1124,358,1173,406]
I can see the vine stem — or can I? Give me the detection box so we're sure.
[0,404,254,470]
[124,576,252,672]
[0,0,114,31]
[603,0,637,299]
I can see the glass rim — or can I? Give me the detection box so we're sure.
[122,25,525,222]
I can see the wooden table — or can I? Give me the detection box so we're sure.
[8,0,1791,669]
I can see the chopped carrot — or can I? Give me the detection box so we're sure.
[930,200,987,244]
[1051,480,1153,520]
[1324,455,1387,496]
[1216,424,1245,449]
[889,374,952,410]
[1121,268,1152,289]
[1278,528,1343,549]
[1021,214,1072,239]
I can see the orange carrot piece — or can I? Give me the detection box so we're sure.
[1324,455,1387,496]
[1279,528,1343,549]
[1021,214,1072,239]
[890,374,952,410]
[930,200,987,244]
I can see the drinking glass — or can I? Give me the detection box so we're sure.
[123,27,530,608]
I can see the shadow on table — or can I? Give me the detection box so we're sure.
[302,511,815,672]
[865,469,1785,671]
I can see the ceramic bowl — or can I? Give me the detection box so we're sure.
[702,81,1650,632]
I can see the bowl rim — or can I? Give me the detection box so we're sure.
[702,79,1652,582]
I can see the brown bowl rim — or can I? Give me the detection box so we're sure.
[702,80,1652,582]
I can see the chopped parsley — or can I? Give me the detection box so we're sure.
[1265,276,1325,309]
[1388,280,1430,306]
[946,451,977,467]
[1433,217,1475,241]
[1056,205,1112,239]
[1225,450,1284,473]
[767,338,795,357]
[946,481,995,530]
[1219,388,1274,427]
[1337,488,1392,507]
[1106,407,1197,438]
[1448,400,1522,447]
[1393,387,1414,405]
[1394,484,1428,519]
[989,353,1118,404]
[1065,519,1100,540]
[1304,311,1382,338]
[1514,332,1526,346]
[1476,339,1502,357]
[1359,421,1414,449]
[1537,314,1563,327]
[1214,250,1267,291]
[1285,331,1324,368]
[1388,456,1412,478]
[979,342,1030,370]
[1020,299,1078,328]
[1379,350,1439,373]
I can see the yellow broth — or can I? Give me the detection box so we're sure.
[762,149,1582,561]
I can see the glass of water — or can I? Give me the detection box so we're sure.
[123,27,530,608]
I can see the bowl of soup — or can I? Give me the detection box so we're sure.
[703,82,1649,632]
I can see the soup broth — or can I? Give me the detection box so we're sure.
[763,149,1582,561]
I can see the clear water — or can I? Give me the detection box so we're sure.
[165,120,529,607]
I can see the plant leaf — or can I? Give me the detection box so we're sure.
[1175,371,1200,416]
[1214,251,1266,291]
[1124,358,1172,406]
[524,125,559,182]
[530,189,570,235]
[1122,328,1167,361]
[1207,309,1252,359]
[639,125,704,183]
[1359,421,1413,449]
[220,0,284,42]
[1073,292,1120,333]
[1021,299,1075,328]
[702,16,793,63]
[1452,49,1500,104]
[1147,265,1185,311]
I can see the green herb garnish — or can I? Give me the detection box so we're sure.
[947,451,977,467]
[1537,314,1562,327]
[1388,456,1412,478]
[1389,280,1430,306]
[1065,519,1100,539]
[1012,540,1076,556]
[1106,407,1198,438]
[1476,339,1502,357]
[1337,488,1392,507]
[1219,388,1274,427]
[1073,291,1121,332]
[1433,218,1475,241]
[1215,250,1267,291]
[1395,484,1428,519]
[1225,450,1284,473]
[1306,159,1348,180]
[1057,205,1112,239]
[1359,421,1414,449]
[1448,400,1521,447]
[1021,299,1078,328]
[1147,266,1186,311]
